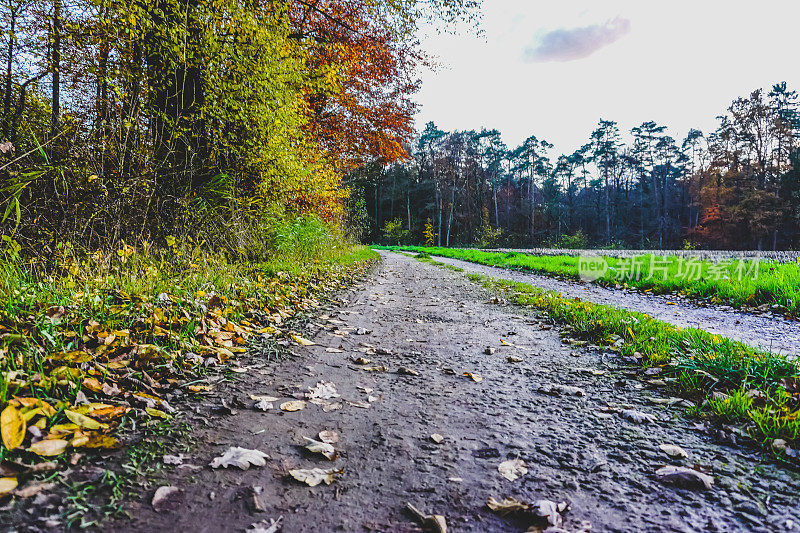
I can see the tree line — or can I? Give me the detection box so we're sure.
[355,83,800,250]
[0,0,478,256]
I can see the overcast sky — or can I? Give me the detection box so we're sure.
[416,0,800,154]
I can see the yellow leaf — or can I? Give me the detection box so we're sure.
[187,385,213,393]
[0,477,18,497]
[145,408,171,419]
[463,372,483,383]
[280,400,307,412]
[292,335,315,346]
[64,410,104,430]
[27,439,69,456]
[76,433,120,449]
[1,405,26,450]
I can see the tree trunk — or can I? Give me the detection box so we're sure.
[51,0,62,142]
[2,7,16,139]
[446,186,455,246]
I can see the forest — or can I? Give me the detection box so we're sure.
[0,0,477,256]
[356,83,800,250]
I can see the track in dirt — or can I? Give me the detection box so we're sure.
[115,252,800,533]
[424,254,800,357]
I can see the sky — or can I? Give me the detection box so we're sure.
[415,0,800,154]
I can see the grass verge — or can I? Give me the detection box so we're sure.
[382,246,800,316]
[0,219,378,505]
[414,254,800,457]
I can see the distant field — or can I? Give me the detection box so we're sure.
[379,246,800,316]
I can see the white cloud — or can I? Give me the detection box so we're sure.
[523,17,631,63]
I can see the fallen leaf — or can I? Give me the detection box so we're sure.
[352,357,371,365]
[345,400,371,409]
[533,499,565,527]
[321,402,343,412]
[318,430,339,444]
[64,410,104,430]
[0,477,18,498]
[247,516,283,533]
[152,486,183,512]
[254,400,274,411]
[621,409,656,424]
[361,366,387,372]
[538,384,585,397]
[146,408,171,419]
[249,395,280,402]
[280,401,307,412]
[163,454,184,465]
[307,381,339,400]
[289,467,342,487]
[209,447,269,470]
[292,335,315,346]
[486,496,530,515]
[463,372,483,383]
[655,466,713,490]
[27,439,69,457]
[1,405,26,450]
[405,503,447,533]
[659,444,689,459]
[498,458,527,481]
[397,367,420,376]
[325,348,344,353]
[303,437,337,460]
[13,480,55,498]
[506,356,523,363]
[187,385,213,393]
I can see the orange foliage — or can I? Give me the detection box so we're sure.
[289,1,420,169]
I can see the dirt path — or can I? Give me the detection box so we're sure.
[117,252,800,533]
[425,254,800,357]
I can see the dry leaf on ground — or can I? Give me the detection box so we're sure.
[498,458,527,481]
[621,409,656,424]
[289,467,342,487]
[303,437,337,460]
[307,381,339,400]
[486,496,530,515]
[0,477,18,498]
[318,430,339,444]
[292,335,315,346]
[655,466,713,490]
[152,486,183,512]
[280,401,307,412]
[246,516,283,533]
[463,372,483,383]
[1,406,26,450]
[209,447,269,470]
[27,439,69,457]
[659,444,689,459]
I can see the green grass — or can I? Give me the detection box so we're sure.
[0,219,377,491]
[414,255,800,451]
[380,246,800,315]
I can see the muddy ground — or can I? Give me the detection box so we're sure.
[102,251,800,532]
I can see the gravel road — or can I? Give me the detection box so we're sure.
[100,252,800,533]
